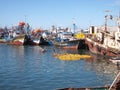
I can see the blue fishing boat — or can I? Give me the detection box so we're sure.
[52,32,78,49]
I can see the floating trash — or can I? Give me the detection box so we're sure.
[53,53,92,60]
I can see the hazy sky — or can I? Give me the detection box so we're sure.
[0,0,120,29]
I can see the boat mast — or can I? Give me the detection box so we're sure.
[104,15,107,32]
[24,15,27,23]
[118,11,120,32]
[72,18,76,34]
[24,15,30,35]
[104,10,112,32]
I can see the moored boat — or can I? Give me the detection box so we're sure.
[0,28,7,43]
[52,38,80,50]
[39,36,52,45]
[52,32,86,50]
[31,28,52,45]
[8,34,25,45]
[0,38,7,43]
[32,36,52,45]
[85,34,120,56]
[85,14,120,56]
[7,22,35,45]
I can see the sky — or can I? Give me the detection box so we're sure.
[0,0,120,30]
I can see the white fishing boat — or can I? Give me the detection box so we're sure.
[85,13,120,56]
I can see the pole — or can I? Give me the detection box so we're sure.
[73,23,75,34]
[24,15,26,23]
[104,15,107,32]
[72,18,76,34]
[104,10,112,32]
[108,72,120,90]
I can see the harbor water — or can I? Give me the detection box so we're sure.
[0,44,119,90]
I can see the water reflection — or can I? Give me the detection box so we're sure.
[0,45,119,90]
[52,47,119,86]
[84,52,119,86]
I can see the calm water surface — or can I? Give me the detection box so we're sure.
[0,44,119,90]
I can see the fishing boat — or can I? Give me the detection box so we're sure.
[32,36,51,45]
[8,22,34,45]
[85,14,120,56]
[31,28,52,45]
[39,35,52,45]
[0,28,7,43]
[52,39,80,49]
[0,38,7,43]
[8,34,26,45]
[52,32,85,50]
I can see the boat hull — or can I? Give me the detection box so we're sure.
[52,39,80,50]
[8,35,25,45]
[57,86,113,90]
[85,38,120,56]
[32,36,52,46]
[8,34,35,45]
[23,35,36,45]
[0,38,7,43]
